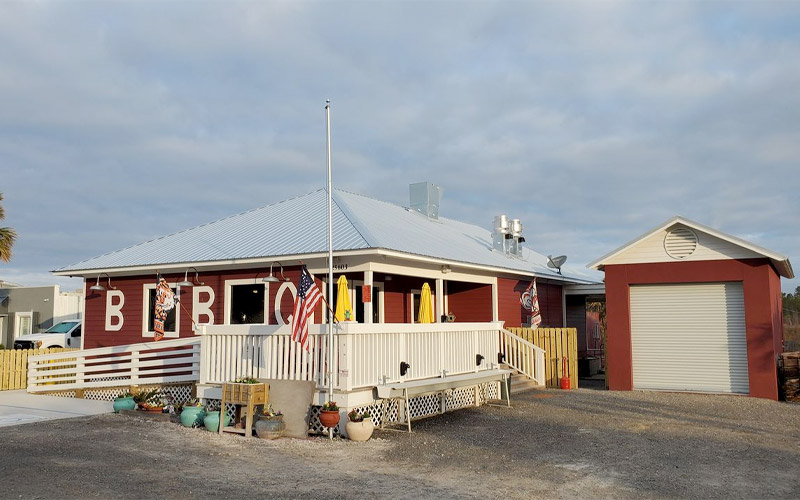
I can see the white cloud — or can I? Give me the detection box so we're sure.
[0,1,798,292]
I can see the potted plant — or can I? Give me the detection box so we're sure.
[318,400,340,429]
[253,405,285,439]
[133,389,159,410]
[136,390,168,412]
[345,409,374,442]
[113,392,136,413]
[179,398,206,428]
[203,406,230,432]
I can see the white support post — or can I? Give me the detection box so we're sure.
[27,360,36,392]
[75,357,85,389]
[130,346,140,386]
[199,326,208,385]
[435,278,444,322]
[337,327,353,392]
[536,348,545,386]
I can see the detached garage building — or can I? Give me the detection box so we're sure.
[589,217,794,400]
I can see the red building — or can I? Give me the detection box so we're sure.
[589,217,793,400]
[56,185,599,349]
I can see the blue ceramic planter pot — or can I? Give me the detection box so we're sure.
[203,410,230,432]
[113,396,136,413]
[180,406,206,428]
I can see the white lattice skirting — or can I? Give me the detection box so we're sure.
[207,382,497,436]
[308,381,500,434]
[43,383,196,403]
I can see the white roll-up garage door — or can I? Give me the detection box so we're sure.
[630,282,749,394]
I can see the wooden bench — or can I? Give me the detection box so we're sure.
[376,369,512,432]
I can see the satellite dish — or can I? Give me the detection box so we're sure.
[547,255,567,274]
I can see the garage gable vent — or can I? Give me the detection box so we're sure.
[664,227,698,259]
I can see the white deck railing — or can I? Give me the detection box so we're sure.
[199,322,508,391]
[336,321,504,390]
[199,324,333,387]
[27,322,544,394]
[27,338,200,393]
[499,328,545,386]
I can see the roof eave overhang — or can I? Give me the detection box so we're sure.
[54,247,601,285]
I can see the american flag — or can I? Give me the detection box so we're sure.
[291,265,322,351]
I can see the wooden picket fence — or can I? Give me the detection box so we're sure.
[506,327,578,389]
[0,348,77,391]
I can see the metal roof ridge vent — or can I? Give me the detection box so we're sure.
[409,182,442,220]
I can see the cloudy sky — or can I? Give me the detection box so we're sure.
[1,1,798,293]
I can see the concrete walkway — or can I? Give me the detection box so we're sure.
[0,390,112,427]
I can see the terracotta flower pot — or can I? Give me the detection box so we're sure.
[346,417,374,442]
[318,409,340,428]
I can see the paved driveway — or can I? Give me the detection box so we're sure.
[0,388,798,499]
[0,390,111,427]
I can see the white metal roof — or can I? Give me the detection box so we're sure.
[55,188,598,283]
[588,216,794,279]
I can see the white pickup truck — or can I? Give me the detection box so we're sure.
[13,320,82,350]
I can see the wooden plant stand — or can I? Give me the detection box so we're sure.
[219,382,269,438]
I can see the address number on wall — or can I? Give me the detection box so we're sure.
[333,264,348,271]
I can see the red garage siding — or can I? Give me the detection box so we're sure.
[497,278,563,328]
[605,258,783,400]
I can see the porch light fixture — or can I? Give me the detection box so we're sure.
[400,361,411,377]
[441,265,451,274]
[476,354,485,366]
[177,267,204,287]
[89,273,116,292]
[263,261,290,283]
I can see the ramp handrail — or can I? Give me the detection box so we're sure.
[500,328,545,386]
[27,338,200,393]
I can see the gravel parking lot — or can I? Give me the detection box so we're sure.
[1,388,798,499]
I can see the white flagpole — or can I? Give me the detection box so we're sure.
[325,100,334,414]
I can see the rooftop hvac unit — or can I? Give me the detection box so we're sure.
[409,182,442,220]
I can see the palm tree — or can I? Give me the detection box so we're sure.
[0,193,17,262]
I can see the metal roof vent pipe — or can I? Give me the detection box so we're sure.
[409,182,442,220]
[510,218,524,258]
[492,215,510,253]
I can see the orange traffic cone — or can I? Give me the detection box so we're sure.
[559,356,570,390]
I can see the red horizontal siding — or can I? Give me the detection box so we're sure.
[447,281,492,322]
[497,278,563,328]
[83,266,326,348]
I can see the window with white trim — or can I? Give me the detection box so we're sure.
[15,312,33,338]
[224,278,268,325]
[142,283,180,338]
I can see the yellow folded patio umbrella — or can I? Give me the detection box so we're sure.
[418,282,434,323]
[335,275,353,321]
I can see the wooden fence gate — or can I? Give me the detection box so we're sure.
[0,348,77,390]
[506,327,578,389]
